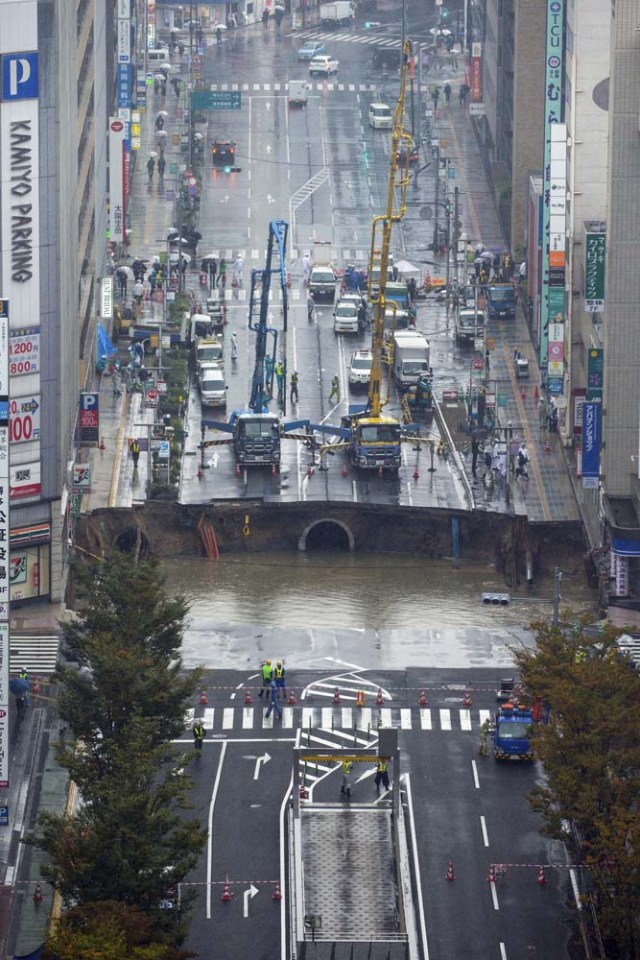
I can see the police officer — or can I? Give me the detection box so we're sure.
[274,661,286,699]
[265,678,282,720]
[258,660,273,698]
[340,758,353,797]
[374,758,390,794]
[193,720,205,752]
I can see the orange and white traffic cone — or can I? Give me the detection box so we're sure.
[33,882,43,904]
[376,687,384,706]
[287,689,297,705]
[333,687,341,705]
[299,783,308,800]
[418,689,428,706]
[487,864,497,883]
[537,866,546,885]
[272,881,283,901]
[200,689,208,705]
[445,861,455,882]
[463,690,472,707]
[221,876,234,901]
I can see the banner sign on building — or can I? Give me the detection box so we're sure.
[108,118,126,243]
[469,43,483,114]
[99,278,113,320]
[79,391,99,444]
[539,0,565,382]
[587,347,604,402]
[0,306,10,789]
[582,401,601,489]
[584,228,605,313]
[10,461,41,501]
[9,328,39,377]
[9,395,40,444]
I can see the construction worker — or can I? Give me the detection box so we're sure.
[258,660,273,698]
[129,438,140,468]
[329,375,340,403]
[290,371,299,404]
[374,758,390,795]
[340,758,353,797]
[193,720,206,752]
[265,678,282,720]
[275,360,285,403]
[19,666,28,681]
[274,661,286,699]
[479,719,491,756]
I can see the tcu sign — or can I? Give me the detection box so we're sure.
[1,52,39,101]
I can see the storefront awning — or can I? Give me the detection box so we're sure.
[612,538,640,557]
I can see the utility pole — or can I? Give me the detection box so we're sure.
[433,145,441,252]
[553,568,562,626]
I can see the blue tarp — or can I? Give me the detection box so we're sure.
[97,323,117,361]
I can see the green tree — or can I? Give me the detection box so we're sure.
[43,901,195,960]
[58,554,201,749]
[514,620,640,958]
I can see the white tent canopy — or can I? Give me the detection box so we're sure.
[394,259,421,278]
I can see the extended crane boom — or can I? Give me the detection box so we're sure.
[248,219,289,413]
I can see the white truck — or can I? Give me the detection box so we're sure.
[392,330,430,389]
[319,1,355,25]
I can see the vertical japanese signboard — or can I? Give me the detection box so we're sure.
[539,0,565,379]
[587,348,604,402]
[584,229,605,313]
[0,302,10,788]
[108,118,126,243]
[582,401,601,490]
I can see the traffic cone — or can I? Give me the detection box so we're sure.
[33,882,43,904]
[221,876,234,901]
[534,384,539,401]
[287,689,297,705]
[307,465,314,479]
[487,864,497,883]
[197,463,204,480]
[333,687,340,705]
[99,437,106,451]
[271,464,278,477]
[356,690,365,707]
[235,463,241,477]
[463,690,472,707]
[244,688,253,705]
[445,861,455,882]
[341,463,348,477]
[418,689,428,706]
[200,689,208,705]
[413,467,420,481]
[376,687,384,706]
[537,866,546,885]
[544,438,551,454]
[520,387,526,401]
[32,676,41,696]
[299,783,308,799]
[272,881,283,901]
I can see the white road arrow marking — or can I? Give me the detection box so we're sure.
[254,751,271,780]
[266,194,275,204]
[221,195,230,204]
[243,883,259,917]
[266,144,272,154]
[266,102,271,111]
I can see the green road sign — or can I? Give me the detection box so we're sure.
[191,90,242,111]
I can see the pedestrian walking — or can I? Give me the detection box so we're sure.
[290,371,299,404]
[515,442,530,480]
[274,661,286,699]
[116,267,128,297]
[258,660,273,698]
[218,258,227,288]
[479,719,491,756]
[203,257,217,291]
[147,156,155,181]
[265,679,282,719]
[340,758,353,797]
[329,375,340,403]
[157,155,166,179]
[231,331,238,360]
[307,292,315,321]
[302,254,312,287]
[444,83,452,104]
[216,24,223,43]
[160,79,167,97]
[432,85,440,108]
[193,720,205,752]
[262,7,269,27]
[374,758,390,795]
[538,396,547,430]
[471,436,480,478]
[482,449,493,481]
[129,437,141,468]
[275,360,285,403]
[133,280,144,305]
[155,114,164,131]
[233,255,244,287]
[171,77,181,97]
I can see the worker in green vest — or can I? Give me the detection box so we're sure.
[340,759,353,797]
[193,720,205,752]
[274,661,286,699]
[374,758,389,795]
[258,660,273,698]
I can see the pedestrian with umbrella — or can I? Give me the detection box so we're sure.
[216,24,223,43]
[147,155,155,181]
[171,77,181,97]
[155,114,165,130]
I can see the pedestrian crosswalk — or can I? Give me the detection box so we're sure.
[185,705,492,733]
[296,29,402,48]
[207,81,379,93]
[197,248,367,266]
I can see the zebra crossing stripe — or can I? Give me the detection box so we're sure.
[188,706,497,733]
[379,708,393,728]
[420,708,432,730]
[242,706,253,729]
[203,708,214,729]
[223,707,234,730]
[479,709,492,726]
[282,706,294,728]
[440,709,452,731]
[400,708,412,729]
[302,707,314,729]
[459,709,472,731]
[321,707,333,729]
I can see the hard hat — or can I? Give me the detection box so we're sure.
[266,659,271,664]
[276,660,282,665]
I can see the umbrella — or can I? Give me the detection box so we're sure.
[9,678,29,696]
[169,236,190,245]
[169,251,191,263]
[274,3,285,9]
[480,250,494,260]
[473,256,485,267]
[156,110,169,118]
[149,150,158,159]
[154,73,167,81]
[156,130,168,142]
[158,63,172,74]
[194,132,204,142]
[213,22,228,30]
[395,258,421,277]
[200,252,219,262]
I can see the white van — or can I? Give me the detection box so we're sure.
[288,80,309,107]
[368,102,392,129]
[148,48,170,65]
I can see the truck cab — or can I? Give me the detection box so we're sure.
[493,703,535,761]
[194,336,223,368]
[392,331,430,388]
[486,283,517,320]
[344,414,402,471]
[455,307,485,344]
[232,412,282,466]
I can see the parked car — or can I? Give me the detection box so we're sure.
[349,349,373,390]
[309,55,339,76]
[298,41,326,60]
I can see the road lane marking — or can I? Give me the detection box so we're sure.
[222,708,234,729]
[379,708,393,727]
[403,773,430,960]
[279,774,292,960]
[321,706,333,729]
[440,708,452,730]
[459,708,471,730]
[282,706,294,728]
[359,706,372,730]
[480,815,489,846]
[242,707,253,729]
[420,708,432,729]
[203,708,214,729]
[400,708,412,729]
[472,759,480,788]
[479,708,491,726]
[206,740,227,919]
[302,707,314,729]
[500,944,507,960]
[341,706,352,728]
[490,879,499,911]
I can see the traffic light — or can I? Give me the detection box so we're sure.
[453,219,462,241]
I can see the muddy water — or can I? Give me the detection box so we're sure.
[162,552,596,630]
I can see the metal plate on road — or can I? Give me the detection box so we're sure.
[191,90,242,111]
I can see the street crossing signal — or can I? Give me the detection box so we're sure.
[481,592,510,605]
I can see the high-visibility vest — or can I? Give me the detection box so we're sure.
[262,663,273,681]
[275,665,284,678]
[193,724,205,741]
[131,440,140,454]
[342,760,352,775]
[376,760,388,773]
